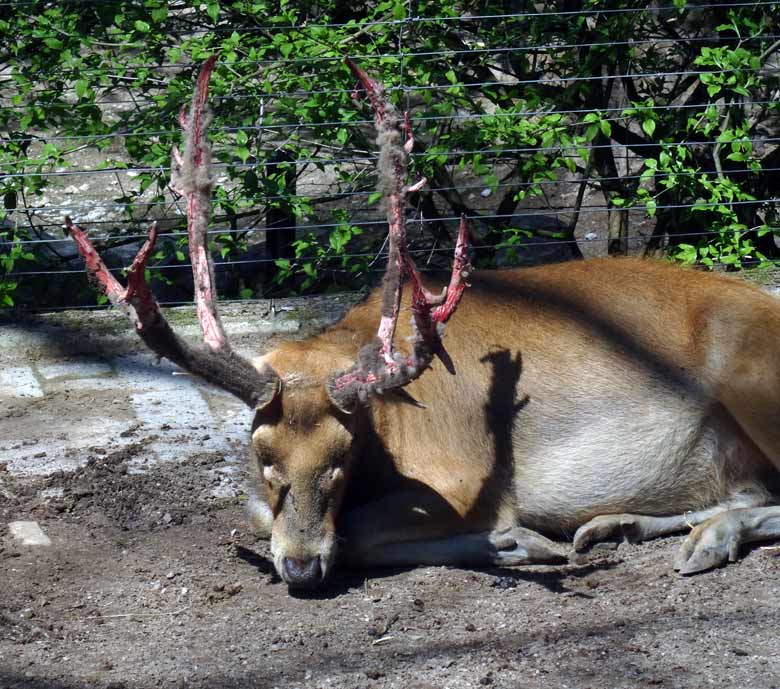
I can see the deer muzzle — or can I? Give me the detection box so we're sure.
[281,555,323,589]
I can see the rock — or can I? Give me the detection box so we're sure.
[491,576,519,590]
[8,521,52,547]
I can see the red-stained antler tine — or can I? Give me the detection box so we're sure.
[327,60,472,409]
[68,58,280,411]
[170,54,227,353]
[66,216,163,328]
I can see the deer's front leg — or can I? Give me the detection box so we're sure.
[337,489,566,569]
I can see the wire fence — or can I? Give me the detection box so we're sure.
[2,1,780,311]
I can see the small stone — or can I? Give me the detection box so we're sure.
[465,622,476,632]
[8,521,52,547]
[225,583,242,596]
[19,608,35,620]
[166,571,176,580]
[412,598,424,611]
[491,576,518,590]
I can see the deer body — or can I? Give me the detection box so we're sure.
[71,58,780,590]
[249,258,780,585]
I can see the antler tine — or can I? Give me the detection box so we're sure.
[68,58,280,410]
[327,60,472,410]
[170,54,227,353]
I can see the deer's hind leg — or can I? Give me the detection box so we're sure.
[704,294,780,472]
[657,296,780,572]
[674,505,780,573]
[573,487,770,556]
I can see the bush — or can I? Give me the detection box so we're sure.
[1,1,779,307]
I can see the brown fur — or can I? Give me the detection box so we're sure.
[249,258,780,587]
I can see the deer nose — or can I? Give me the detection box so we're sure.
[281,556,323,588]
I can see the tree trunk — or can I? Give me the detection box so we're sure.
[264,150,296,285]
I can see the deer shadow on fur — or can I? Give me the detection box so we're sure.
[467,348,528,527]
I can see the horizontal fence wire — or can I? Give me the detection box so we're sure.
[6,137,780,180]
[5,67,777,111]
[1,1,776,18]
[14,199,780,240]
[6,100,779,145]
[7,201,779,264]
[15,165,780,224]
[7,225,774,278]
[1,5,776,74]
[3,3,780,311]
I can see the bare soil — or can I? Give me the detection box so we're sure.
[2,311,780,689]
[3,424,780,688]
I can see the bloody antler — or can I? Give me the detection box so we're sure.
[327,59,472,408]
[68,57,280,410]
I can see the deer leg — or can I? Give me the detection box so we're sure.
[673,506,780,574]
[573,489,768,553]
[338,490,566,568]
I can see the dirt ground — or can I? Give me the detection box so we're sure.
[2,313,780,689]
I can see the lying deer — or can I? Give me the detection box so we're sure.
[69,57,780,590]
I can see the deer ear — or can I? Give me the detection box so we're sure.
[254,372,282,413]
[326,377,359,415]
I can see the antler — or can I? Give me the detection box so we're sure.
[327,59,472,409]
[67,56,279,410]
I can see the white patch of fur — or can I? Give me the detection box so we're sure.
[252,424,274,443]
[511,379,761,532]
[246,493,273,536]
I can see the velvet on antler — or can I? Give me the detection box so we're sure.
[327,59,472,409]
[67,56,280,410]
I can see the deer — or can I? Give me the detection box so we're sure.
[67,57,780,590]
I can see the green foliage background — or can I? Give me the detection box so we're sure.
[1,0,779,307]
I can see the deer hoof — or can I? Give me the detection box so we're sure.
[674,513,745,575]
[573,514,643,552]
[489,526,567,566]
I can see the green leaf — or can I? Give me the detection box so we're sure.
[642,119,656,137]
[75,79,89,99]
[134,20,151,33]
[207,2,220,22]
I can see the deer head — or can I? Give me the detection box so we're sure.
[70,57,471,589]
